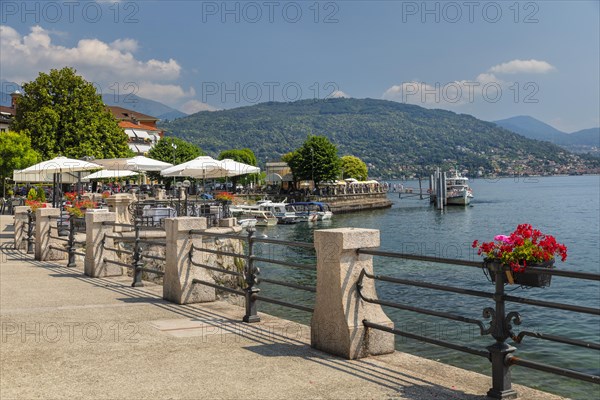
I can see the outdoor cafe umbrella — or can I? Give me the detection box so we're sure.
[20,156,104,207]
[95,156,173,186]
[160,156,227,179]
[82,170,139,181]
[21,156,103,176]
[160,156,229,196]
[13,169,79,184]
[94,156,173,172]
[218,159,260,177]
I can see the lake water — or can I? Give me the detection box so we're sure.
[252,175,600,400]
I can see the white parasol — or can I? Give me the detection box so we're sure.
[82,170,139,181]
[160,156,227,179]
[94,156,173,172]
[219,159,260,177]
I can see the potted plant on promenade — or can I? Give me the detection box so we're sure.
[215,192,234,218]
[215,192,234,204]
[66,199,97,229]
[64,192,77,203]
[25,199,46,214]
[25,187,47,216]
[472,224,567,287]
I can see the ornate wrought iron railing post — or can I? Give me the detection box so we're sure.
[132,223,144,287]
[26,209,34,254]
[222,201,232,219]
[67,216,77,267]
[486,262,518,399]
[184,191,188,216]
[243,226,260,323]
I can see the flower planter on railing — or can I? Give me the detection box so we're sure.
[485,259,554,288]
[473,224,566,289]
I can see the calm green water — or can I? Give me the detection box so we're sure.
[253,175,600,399]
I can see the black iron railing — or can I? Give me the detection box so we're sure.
[129,199,224,225]
[48,215,86,264]
[188,228,316,322]
[101,221,166,287]
[356,248,600,398]
[26,210,35,254]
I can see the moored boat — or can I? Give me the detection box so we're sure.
[230,205,278,226]
[289,201,333,221]
[446,171,474,206]
[257,201,298,224]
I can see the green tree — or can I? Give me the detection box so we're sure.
[288,135,341,188]
[0,131,40,195]
[281,151,296,164]
[11,67,132,159]
[218,148,257,166]
[340,155,368,181]
[147,137,204,183]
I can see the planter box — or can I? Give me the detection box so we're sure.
[485,259,554,288]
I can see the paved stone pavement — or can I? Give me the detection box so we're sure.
[0,215,564,399]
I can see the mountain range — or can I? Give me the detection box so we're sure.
[493,116,599,154]
[100,94,188,121]
[160,98,596,177]
[2,78,597,169]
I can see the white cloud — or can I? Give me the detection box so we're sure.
[0,25,189,104]
[110,38,138,52]
[137,82,195,104]
[474,73,500,84]
[383,81,468,106]
[489,59,555,74]
[327,90,351,99]
[181,100,219,114]
[382,58,554,108]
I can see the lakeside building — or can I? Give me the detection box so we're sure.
[0,91,20,133]
[265,161,294,190]
[0,94,164,159]
[105,106,164,155]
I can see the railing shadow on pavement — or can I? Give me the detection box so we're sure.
[1,242,489,400]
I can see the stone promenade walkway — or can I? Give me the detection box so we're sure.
[0,216,563,399]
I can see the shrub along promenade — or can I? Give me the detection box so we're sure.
[0,212,568,399]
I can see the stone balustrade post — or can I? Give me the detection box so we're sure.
[311,228,395,359]
[35,208,66,261]
[14,206,30,250]
[164,217,216,304]
[105,194,134,231]
[218,218,237,228]
[85,211,123,277]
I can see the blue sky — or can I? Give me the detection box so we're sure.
[1,0,598,131]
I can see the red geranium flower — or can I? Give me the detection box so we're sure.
[473,224,567,273]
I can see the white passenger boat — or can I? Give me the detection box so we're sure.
[257,200,298,224]
[230,205,278,226]
[446,171,474,206]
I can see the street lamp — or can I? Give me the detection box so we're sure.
[171,142,178,194]
[310,147,314,185]
[182,179,191,216]
[80,156,95,196]
[176,181,183,215]
[3,177,9,199]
